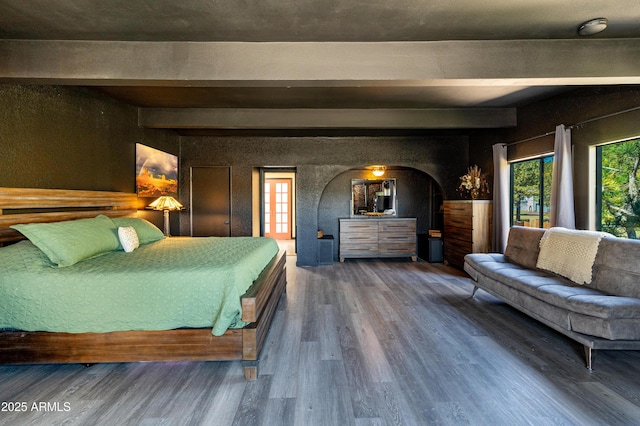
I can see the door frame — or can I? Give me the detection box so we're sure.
[259,168,296,239]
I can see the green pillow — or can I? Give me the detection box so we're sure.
[10,215,120,267]
[111,217,165,245]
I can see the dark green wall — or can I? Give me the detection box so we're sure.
[0,84,180,230]
[180,135,468,265]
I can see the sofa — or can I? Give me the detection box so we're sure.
[464,226,640,369]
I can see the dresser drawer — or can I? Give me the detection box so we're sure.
[446,238,472,255]
[378,233,416,244]
[340,233,378,244]
[444,215,473,229]
[340,221,379,233]
[379,242,416,255]
[444,224,472,239]
[379,220,416,233]
[443,202,472,215]
[340,244,380,256]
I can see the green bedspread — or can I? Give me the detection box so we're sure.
[0,236,279,336]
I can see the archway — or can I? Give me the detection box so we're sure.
[317,166,444,261]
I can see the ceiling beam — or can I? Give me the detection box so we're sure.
[138,108,516,129]
[1,39,639,86]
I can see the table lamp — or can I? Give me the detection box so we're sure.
[147,195,183,236]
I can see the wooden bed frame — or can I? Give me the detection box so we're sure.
[0,187,287,380]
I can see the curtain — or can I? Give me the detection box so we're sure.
[492,143,510,252]
[549,124,576,229]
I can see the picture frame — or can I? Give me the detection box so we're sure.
[135,143,178,198]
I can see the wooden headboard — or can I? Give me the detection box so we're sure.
[0,187,138,243]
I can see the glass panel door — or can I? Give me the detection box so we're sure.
[264,178,291,239]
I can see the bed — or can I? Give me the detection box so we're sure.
[0,187,287,380]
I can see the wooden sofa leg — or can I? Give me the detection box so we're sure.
[471,286,479,298]
[584,345,593,370]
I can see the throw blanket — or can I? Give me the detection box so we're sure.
[536,227,610,284]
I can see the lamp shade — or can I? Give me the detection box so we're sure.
[148,196,183,211]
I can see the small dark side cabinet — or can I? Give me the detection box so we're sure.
[419,234,443,263]
[318,235,334,265]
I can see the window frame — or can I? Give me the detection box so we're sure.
[594,136,640,238]
[509,154,554,228]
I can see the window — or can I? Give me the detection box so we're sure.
[596,137,640,239]
[510,156,553,228]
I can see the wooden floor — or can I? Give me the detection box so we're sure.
[2,257,640,425]
[275,239,296,255]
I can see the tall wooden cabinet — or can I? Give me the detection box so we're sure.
[443,200,492,268]
[339,217,417,262]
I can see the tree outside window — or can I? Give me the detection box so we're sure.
[598,138,640,239]
[510,156,553,228]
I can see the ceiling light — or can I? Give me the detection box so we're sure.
[578,18,608,36]
[372,166,385,177]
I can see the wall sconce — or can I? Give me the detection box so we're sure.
[147,195,184,236]
[372,166,386,177]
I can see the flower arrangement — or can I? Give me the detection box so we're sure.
[457,165,490,200]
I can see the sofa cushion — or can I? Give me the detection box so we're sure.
[532,284,640,318]
[503,226,544,269]
[475,274,572,331]
[591,237,640,298]
[505,273,574,298]
[465,253,523,286]
[568,313,640,340]
[465,253,560,294]
[463,253,506,281]
[570,294,640,319]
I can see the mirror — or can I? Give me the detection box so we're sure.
[351,178,397,216]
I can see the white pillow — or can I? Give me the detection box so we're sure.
[118,226,140,253]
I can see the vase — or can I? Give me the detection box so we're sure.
[470,189,479,200]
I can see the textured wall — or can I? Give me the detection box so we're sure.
[180,135,468,265]
[471,86,640,230]
[0,85,178,191]
[0,84,180,230]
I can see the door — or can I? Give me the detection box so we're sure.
[191,166,231,237]
[264,178,292,239]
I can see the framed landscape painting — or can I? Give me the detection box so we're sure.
[135,143,178,198]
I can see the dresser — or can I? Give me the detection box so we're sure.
[443,200,492,268]
[339,217,417,262]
